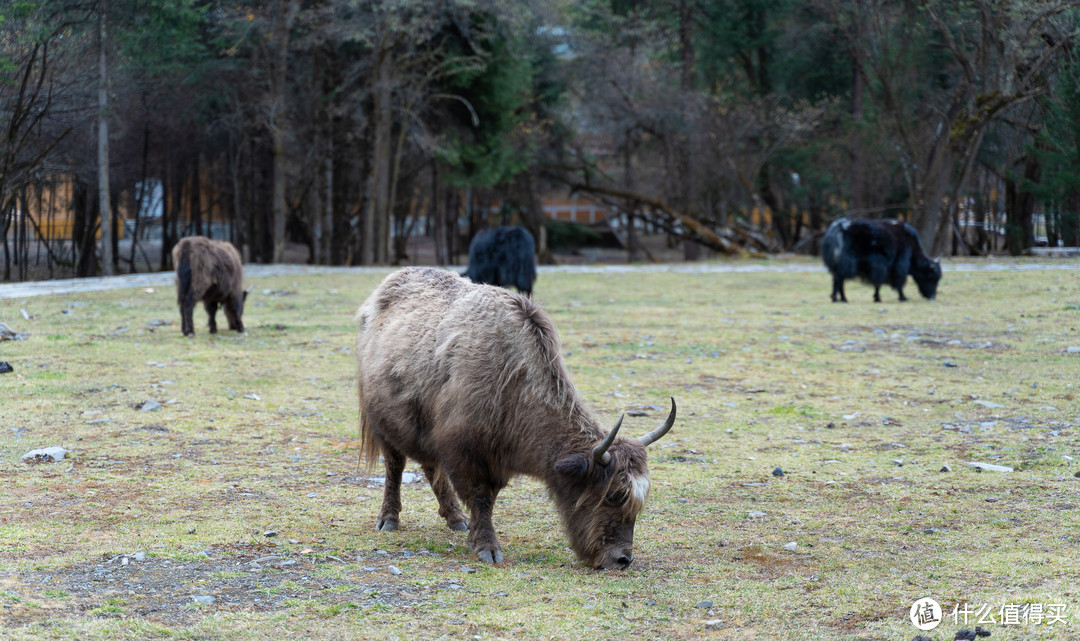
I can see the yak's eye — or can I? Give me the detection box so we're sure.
[605,489,628,506]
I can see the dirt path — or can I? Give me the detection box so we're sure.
[2,260,1079,300]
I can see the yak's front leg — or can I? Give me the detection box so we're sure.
[422,463,468,532]
[831,276,847,303]
[224,300,243,332]
[204,300,219,333]
[375,446,406,531]
[461,481,505,564]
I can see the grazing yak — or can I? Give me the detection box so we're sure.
[172,236,248,336]
[355,267,675,569]
[464,226,537,297]
[821,218,941,303]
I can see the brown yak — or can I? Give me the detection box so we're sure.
[172,236,248,337]
[355,267,675,569]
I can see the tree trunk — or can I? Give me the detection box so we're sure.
[191,154,203,237]
[850,56,865,211]
[432,162,445,266]
[97,2,113,275]
[1005,156,1039,255]
[1,196,11,280]
[74,182,98,277]
[624,129,640,262]
[676,0,700,261]
[367,42,394,265]
[269,0,298,263]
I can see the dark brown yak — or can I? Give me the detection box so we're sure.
[172,236,248,337]
[355,267,676,569]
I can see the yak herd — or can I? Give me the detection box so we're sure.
[172,219,940,569]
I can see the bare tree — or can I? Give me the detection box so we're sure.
[825,0,1080,254]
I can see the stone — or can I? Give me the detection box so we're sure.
[137,400,163,412]
[704,619,723,630]
[0,323,28,341]
[783,541,798,552]
[21,446,68,463]
[0,362,12,374]
[191,595,215,605]
[772,466,785,477]
[1066,346,1080,354]
[696,600,713,609]
[966,461,1014,473]
[973,400,1004,409]
[388,565,402,576]
[748,511,767,518]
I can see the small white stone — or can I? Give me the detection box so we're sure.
[966,461,1014,473]
[21,446,68,463]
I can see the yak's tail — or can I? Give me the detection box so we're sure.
[357,382,382,473]
[175,246,192,303]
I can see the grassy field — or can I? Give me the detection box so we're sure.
[1,258,1078,640]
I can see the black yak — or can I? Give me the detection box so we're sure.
[355,267,676,569]
[821,218,941,302]
[463,226,537,297]
[172,236,248,336]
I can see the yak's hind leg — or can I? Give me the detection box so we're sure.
[204,300,219,333]
[376,445,406,531]
[422,463,468,532]
[179,297,196,336]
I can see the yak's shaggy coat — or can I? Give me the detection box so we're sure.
[821,218,942,302]
[355,267,674,569]
[172,236,247,336]
[463,226,537,297]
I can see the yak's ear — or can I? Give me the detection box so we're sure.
[554,454,589,479]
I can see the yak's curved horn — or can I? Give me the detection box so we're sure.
[638,397,677,448]
[592,414,624,466]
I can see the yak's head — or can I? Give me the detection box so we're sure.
[913,258,942,300]
[552,398,676,570]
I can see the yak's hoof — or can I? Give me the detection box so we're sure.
[477,548,503,564]
[376,518,399,532]
[448,521,468,532]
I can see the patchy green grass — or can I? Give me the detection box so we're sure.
[1,258,1079,639]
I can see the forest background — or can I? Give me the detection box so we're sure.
[3,0,1080,281]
